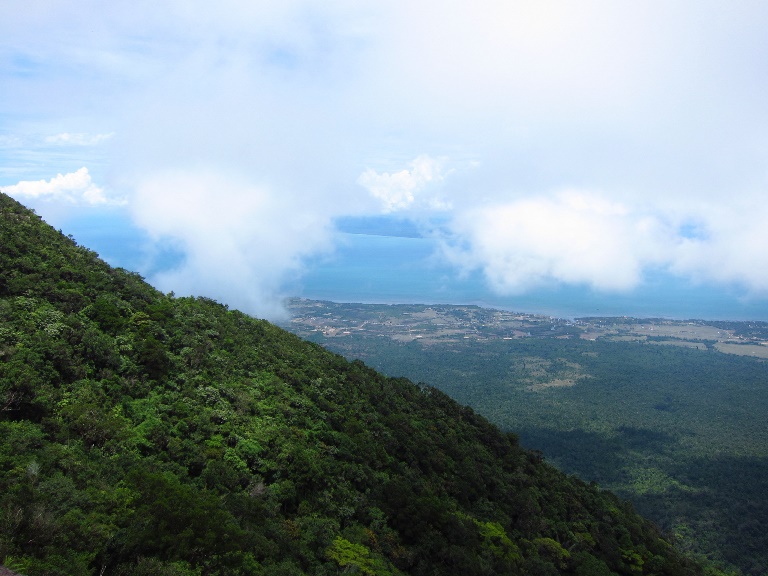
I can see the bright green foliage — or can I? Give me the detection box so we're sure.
[326,537,376,575]
[0,191,720,575]
[474,518,522,564]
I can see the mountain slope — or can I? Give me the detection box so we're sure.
[0,192,713,575]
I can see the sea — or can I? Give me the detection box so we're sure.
[65,211,768,322]
[293,233,768,321]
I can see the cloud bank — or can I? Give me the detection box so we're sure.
[442,192,658,293]
[441,190,768,299]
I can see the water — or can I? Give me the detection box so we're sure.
[294,232,768,321]
[64,212,768,322]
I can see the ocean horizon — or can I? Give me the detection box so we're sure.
[292,233,768,322]
[66,212,768,322]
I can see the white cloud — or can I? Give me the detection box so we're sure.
[441,190,768,298]
[130,169,337,318]
[45,132,114,146]
[667,201,768,295]
[357,155,448,212]
[2,168,115,205]
[442,191,668,293]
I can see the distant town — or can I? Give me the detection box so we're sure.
[283,298,768,359]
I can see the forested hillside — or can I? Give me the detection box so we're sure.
[0,191,716,575]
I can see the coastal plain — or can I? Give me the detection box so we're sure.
[284,298,768,358]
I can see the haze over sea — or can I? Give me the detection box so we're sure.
[68,211,768,323]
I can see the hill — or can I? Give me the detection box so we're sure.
[0,191,716,575]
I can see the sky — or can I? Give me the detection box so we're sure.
[2,1,768,320]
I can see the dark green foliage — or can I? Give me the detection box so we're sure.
[305,314,765,575]
[0,192,715,575]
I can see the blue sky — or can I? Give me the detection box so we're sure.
[2,1,768,320]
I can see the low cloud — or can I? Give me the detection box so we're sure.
[667,201,768,295]
[130,170,336,319]
[358,155,449,212]
[442,191,665,293]
[2,168,115,205]
[441,190,768,297]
